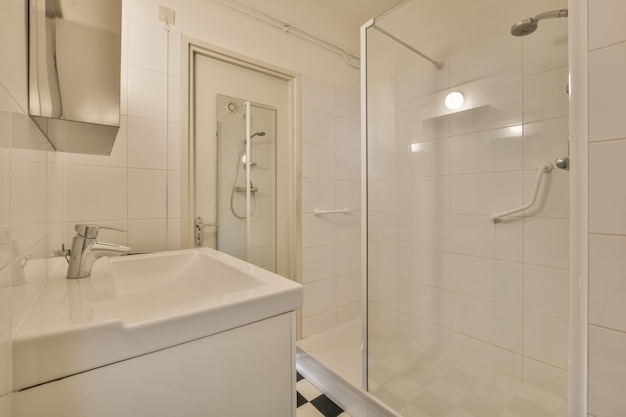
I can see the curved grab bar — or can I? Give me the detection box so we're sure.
[314,208,350,216]
[491,162,553,224]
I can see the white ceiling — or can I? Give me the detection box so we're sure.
[304,0,405,27]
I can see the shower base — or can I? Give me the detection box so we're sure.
[297,319,567,417]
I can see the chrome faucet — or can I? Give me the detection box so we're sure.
[67,224,130,279]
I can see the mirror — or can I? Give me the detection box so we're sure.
[29,0,122,155]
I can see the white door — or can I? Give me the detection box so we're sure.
[192,52,290,274]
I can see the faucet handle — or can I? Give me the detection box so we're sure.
[74,224,126,239]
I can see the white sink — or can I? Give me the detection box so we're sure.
[112,250,273,325]
[13,248,302,391]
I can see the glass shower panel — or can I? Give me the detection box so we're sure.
[216,95,277,271]
[365,1,569,416]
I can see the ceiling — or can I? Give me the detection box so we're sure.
[304,0,405,27]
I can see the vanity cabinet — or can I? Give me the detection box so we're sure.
[14,312,296,417]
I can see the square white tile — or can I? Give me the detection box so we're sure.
[302,109,335,147]
[589,139,626,234]
[523,67,569,124]
[589,0,626,51]
[302,143,335,180]
[302,245,336,284]
[588,325,626,417]
[10,162,46,224]
[128,219,168,252]
[397,246,450,290]
[451,293,522,353]
[301,75,334,113]
[127,66,167,122]
[335,117,360,150]
[523,217,569,269]
[523,310,569,369]
[335,242,360,275]
[334,87,359,121]
[589,234,626,332]
[168,75,181,124]
[302,178,335,213]
[451,254,523,307]
[336,271,360,306]
[128,169,167,219]
[589,42,626,141]
[127,117,167,169]
[167,171,181,218]
[524,264,569,320]
[302,278,337,318]
[64,166,127,221]
[127,15,167,73]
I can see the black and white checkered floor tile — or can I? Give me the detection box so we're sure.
[296,372,351,417]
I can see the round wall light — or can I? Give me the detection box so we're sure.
[445,91,464,110]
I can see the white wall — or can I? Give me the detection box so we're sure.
[0,101,64,417]
[300,75,361,337]
[586,0,626,416]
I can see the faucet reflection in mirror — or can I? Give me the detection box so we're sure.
[66,224,130,279]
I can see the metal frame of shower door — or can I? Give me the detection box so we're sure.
[244,100,252,260]
[568,1,588,416]
[360,18,374,392]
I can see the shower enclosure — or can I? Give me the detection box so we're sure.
[298,1,570,416]
[211,95,277,271]
[364,0,569,415]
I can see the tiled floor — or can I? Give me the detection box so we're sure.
[297,372,352,417]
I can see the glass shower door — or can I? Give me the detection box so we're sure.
[364,1,569,416]
[214,95,277,271]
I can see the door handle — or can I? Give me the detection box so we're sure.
[195,216,218,247]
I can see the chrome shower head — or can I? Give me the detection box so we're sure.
[511,18,538,36]
[511,9,568,37]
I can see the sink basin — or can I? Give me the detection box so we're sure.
[111,250,269,325]
[13,248,302,391]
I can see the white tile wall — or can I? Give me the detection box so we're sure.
[60,14,179,253]
[127,66,168,121]
[589,139,626,235]
[450,127,523,175]
[588,325,626,417]
[589,42,626,142]
[588,4,626,410]
[300,75,361,337]
[127,15,167,73]
[64,166,128,222]
[450,254,523,307]
[302,245,336,283]
[523,310,569,370]
[522,66,569,123]
[128,219,168,251]
[583,0,626,415]
[524,264,569,320]
[127,117,168,169]
[0,100,66,404]
[128,169,167,219]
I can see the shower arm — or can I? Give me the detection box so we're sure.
[533,9,569,22]
[371,25,444,70]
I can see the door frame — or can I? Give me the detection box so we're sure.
[181,36,301,287]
